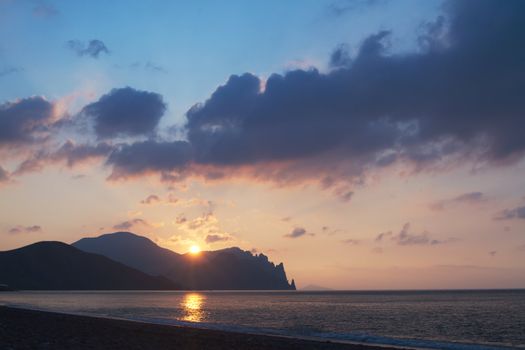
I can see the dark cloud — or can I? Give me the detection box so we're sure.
[81,87,166,139]
[107,140,192,179]
[494,206,525,220]
[113,218,150,230]
[8,225,42,234]
[430,191,485,211]
[14,141,113,175]
[284,227,311,239]
[205,234,231,244]
[330,44,352,68]
[0,97,54,149]
[489,251,497,257]
[88,1,525,192]
[66,39,109,58]
[376,223,457,246]
[140,194,160,204]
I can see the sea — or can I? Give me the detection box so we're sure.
[1,290,524,349]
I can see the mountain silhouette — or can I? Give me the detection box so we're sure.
[0,241,179,290]
[73,232,182,276]
[73,232,295,290]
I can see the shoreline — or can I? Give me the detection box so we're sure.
[0,306,406,350]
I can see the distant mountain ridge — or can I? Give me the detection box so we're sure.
[73,232,296,290]
[0,241,179,290]
[301,284,332,291]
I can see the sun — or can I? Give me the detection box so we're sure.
[189,245,201,255]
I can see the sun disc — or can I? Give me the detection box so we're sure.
[189,245,201,254]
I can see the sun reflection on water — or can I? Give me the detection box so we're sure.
[180,293,206,322]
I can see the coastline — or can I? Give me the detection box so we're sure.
[0,306,405,350]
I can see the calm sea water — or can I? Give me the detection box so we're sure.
[1,290,524,349]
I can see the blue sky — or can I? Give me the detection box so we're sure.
[1,0,441,122]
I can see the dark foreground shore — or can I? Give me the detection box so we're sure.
[0,306,403,350]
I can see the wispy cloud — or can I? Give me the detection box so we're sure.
[7,225,42,234]
[342,239,360,245]
[113,218,150,230]
[32,2,59,17]
[0,66,23,78]
[376,223,457,246]
[494,205,525,220]
[140,194,161,205]
[430,192,485,211]
[66,39,109,58]
[284,227,313,239]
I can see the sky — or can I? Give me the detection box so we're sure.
[1,0,524,290]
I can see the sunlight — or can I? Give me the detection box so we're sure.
[180,293,206,322]
[189,245,201,255]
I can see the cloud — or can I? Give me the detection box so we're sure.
[140,193,179,206]
[330,44,352,68]
[0,166,9,183]
[342,239,360,245]
[176,212,231,246]
[175,214,187,224]
[107,140,192,179]
[0,67,22,78]
[103,1,525,189]
[489,251,497,257]
[205,233,231,244]
[8,225,42,234]
[14,141,113,175]
[32,2,59,17]
[66,39,109,58]
[334,189,354,202]
[81,87,167,139]
[430,191,485,211]
[322,226,344,235]
[375,231,392,242]
[284,227,311,239]
[328,0,387,17]
[494,206,525,220]
[376,222,457,246]
[113,218,150,230]
[130,61,167,73]
[140,194,160,205]
[0,96,55,149]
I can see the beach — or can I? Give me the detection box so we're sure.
[0,306,399,350]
